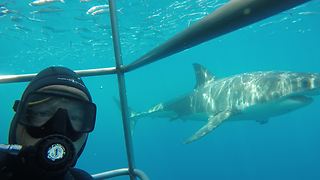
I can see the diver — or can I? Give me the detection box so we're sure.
[0,66,97,179]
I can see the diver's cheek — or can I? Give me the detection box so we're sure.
[73,133,88,155]
[16,124,41,146]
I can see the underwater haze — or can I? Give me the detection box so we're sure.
[1,0,320,179]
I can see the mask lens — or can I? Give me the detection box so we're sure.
[68,103,96,132]
[20,92,96,132]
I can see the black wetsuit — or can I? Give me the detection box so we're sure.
[0,152,93,180]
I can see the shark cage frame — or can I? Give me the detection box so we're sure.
[0,0,311,179]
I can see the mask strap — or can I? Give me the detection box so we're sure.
[13,100,20,112]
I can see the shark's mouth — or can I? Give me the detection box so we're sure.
[304,88,320,96]
[288,95,313,104]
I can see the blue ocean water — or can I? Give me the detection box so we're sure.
[1,0,320,180]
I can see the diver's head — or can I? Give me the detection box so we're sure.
[9,67,96,160]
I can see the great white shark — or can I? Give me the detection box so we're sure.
[130,63,320,143]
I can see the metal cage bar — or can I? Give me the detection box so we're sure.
[0,67,117,84]
[92,168,149,180]
[0,0,312,179]
[124,0,310,72]
[108,0,137,180]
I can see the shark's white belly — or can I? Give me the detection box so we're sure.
[229,95,313,121]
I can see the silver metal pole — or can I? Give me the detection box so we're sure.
[0,67,117,84]
[92,168,149,180]
[124,0,311,72]
[108,0,136,180]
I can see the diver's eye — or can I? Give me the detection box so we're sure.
[27,109,52,117]
[301,79,311,89]
[69,114,80,121]
[37,111,52,117]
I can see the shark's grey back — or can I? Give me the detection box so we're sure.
[192,71,320,115]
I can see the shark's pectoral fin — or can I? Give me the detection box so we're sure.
[185,110,232,144]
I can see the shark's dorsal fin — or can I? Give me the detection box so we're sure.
[193,63,215,89]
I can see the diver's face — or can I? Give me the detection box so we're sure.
[15,85,90,155]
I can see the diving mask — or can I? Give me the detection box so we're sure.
[16,91,96,133]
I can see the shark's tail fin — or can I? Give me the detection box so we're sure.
[128,109,140,136]
[113,97,139,136]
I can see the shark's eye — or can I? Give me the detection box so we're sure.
[301,79,312,89]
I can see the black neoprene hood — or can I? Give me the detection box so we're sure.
[9,66,93,144]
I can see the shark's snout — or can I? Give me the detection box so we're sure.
[290,74,320,96]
